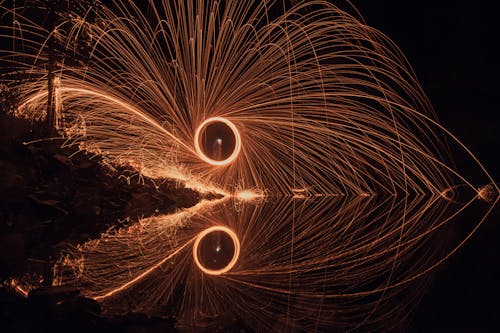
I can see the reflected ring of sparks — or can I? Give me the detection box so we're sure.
[193,225,240,275]
[193,117,241,166]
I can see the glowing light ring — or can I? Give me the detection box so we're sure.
[194,117,241,166]
[193,225,240,275]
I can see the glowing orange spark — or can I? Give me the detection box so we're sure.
[235,190,263,201]
[193,225,240,275]
[194,117,242,166]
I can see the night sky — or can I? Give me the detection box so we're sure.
[350,0,499,331]
[352,0,499,179]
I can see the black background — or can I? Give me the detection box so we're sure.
[348,0,499,331]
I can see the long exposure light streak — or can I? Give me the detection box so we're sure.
[192,225,240,275]
[0,0,498,332]
[193,116,242,166]
[3,0,496,195]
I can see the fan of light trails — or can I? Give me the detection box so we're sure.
[2,0,494,195]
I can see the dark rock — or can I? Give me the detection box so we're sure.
[28,286,80,304]
[0,108,206,332]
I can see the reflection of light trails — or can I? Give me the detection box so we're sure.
[94,241,192,301]
[54,197,228,302]
[54,194,496,331]
[192,225,240,275]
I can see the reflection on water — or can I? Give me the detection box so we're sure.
[53,193,493,331]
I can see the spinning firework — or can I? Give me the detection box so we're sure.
[3,0,492,195]
[1,0,498,332]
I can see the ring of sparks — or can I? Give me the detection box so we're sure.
[192,225,240,275]
[193,117,241,166]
